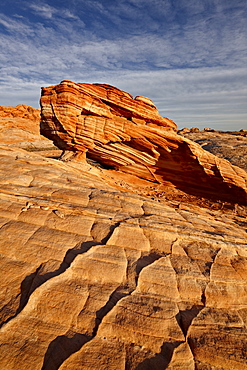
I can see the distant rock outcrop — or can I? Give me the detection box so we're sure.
[40,80,247,204]
[0,104,52,150]
[0,104,40,120]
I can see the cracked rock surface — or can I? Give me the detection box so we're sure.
[0,146,247,370]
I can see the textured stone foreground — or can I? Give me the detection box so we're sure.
[40,81,247,205]
[0,146,247,370]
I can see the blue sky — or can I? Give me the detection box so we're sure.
[0,0,246,130]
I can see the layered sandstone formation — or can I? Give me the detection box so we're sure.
[40,81,247,205]
[0,145,246,370]
[0,104,52,150]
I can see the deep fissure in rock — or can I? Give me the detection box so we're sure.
[41,249,169,370]
[41,332,91,370]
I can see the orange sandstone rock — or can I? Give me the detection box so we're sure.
[40,81,247,204]
[0,104,40,121]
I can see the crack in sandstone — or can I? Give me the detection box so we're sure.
[134,341,184,369]
[0,220,13,232]
[91,252,165,336]
[0,240,99,328]
[121,251,192,369]
[0,208,147,330]
[41,332,91,370]
[90,219,122,244]
[0,263,42,329]
[41,288,129,370]
[41,248,167,370]
[174,247,222,364]
[177,306,205,338]
[134,251,164,285]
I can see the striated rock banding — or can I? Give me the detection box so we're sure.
[40,81,247,204]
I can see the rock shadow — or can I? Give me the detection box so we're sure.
[176,305,203,337]
[92,289,128,337]
[41,332,91,370]
[155,144,247,205]
[134,341,183,370]
[135,252,163,285]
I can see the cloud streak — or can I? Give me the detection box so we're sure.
[27,2,81,21]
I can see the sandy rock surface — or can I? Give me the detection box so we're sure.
[0,145,246,370]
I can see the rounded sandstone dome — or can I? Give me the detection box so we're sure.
[134,95,156,107]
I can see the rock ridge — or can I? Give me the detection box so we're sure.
[179,129,247,172]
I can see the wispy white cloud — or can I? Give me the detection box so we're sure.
[28,3,56,19]
[102,68,247,130]
[28,2,80,20]
[0,14,33,35]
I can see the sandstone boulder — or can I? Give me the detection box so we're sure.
[40,81,247,205]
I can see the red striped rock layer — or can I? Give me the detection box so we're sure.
[40,81,247,204]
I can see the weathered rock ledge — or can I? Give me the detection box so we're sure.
[40,81,247,205]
